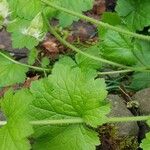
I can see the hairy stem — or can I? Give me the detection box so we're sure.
[0,116,150,126]
[0,51,50,72]
[107,116,150,123]
[47,24,150,72]
[98,69,133,75]
[0,118,84,126]
[42,0,150,41]
[31,118,84,125]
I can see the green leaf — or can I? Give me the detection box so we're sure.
[0,52,28,87]
[100,12,121,36]
[6,0,93,49]
[11,33,39,49]
[22,12,46,41]
[7,0,42,20]
[33,125,100,150]
[41,57,50,68]
[18,0,42,19]
[116,0,150,31]
[7,18,41,49]
[30,61,109,127]
[0,89,33,150]
[101,12,121,26]
[130,41,150,90]
[28,48,38,65]
[99,27,137,65]
[58,55,76,67]
[8,0,93,27]
[57,0,94,27]
[29,60,110,149]
[0,0,9,27]
[133,40,150,67]
[130,73,150,90]
[0,16,3,29]
[140,132,150,150]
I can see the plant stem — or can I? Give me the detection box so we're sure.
[48,25,125,68]
[41,0,150,41]
[0,116,150,126]
[107,116,150,123]
[30,118,84,125]
[0,118,84,126]
[0,51,50,72]
[98,69,133,75]
[47,24,150,72]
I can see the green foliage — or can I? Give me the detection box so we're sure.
[99,12,137,65]
[116,0,150,31]
[0,52,28,87]
[130,41,150,90]
[75,45,102,77]
[7,12,46,49]
[57,0,94,27]
[0,0,150,149]
[141,132,150,150]
[41,57,50,68]
[0,0,9,28]
[33,125,100,150]
[5,0,94,49]
[7,18,39,49]
[99,28,137,65]
[28,48,38,65]
[0,89,33,150]
[130,73,150,90]
[29,59,110,149]
[99,12,121,36]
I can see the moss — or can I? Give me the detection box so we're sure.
[97,124,139,150]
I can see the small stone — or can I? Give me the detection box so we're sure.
[132,88,150,115]
[108,95,139,137]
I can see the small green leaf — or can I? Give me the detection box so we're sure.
[0,89,33,150]
[58,56,76,67]
[22,12,46,41]
[28,48,38,65]
[7,18,40,49]
[41,57,50,68]
[0,52,28,87]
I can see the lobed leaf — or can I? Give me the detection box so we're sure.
[0,52,28,87]
[99,28,137,65]
[0,89,33,150]
[116,0,150,31]
[33,125,100,150]
[130,41,150,90]
[29,59,110,149]
[57,0,94,27]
